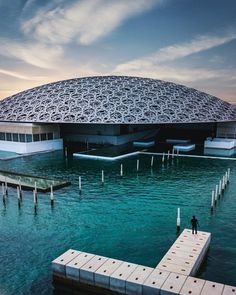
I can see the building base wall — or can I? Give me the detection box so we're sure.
[64,129,159,145]
[0,139,63,154]
[216,122,236,138]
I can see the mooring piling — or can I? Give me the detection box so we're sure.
[162,152,165,163]
[19,181,22,200]
[50,185,54,206]
[211,190,214,211]
[79,176,82,193]
[120,164,123,176]
[2,183,5,197]
[136,159,139,171]
[65,147,68,158]
[151,156,154,167]
[34,182,37,199]
[5,180,8,196]
[17,186,21,206]
[227,168,230,183]
[222,175,225,192]
[172,148,175,158]
[215,184,218,204]
[102,170,104,184]
[167,150,170,160]
[33,189,37,208]
[177,207,181,232]
[219,180,222,197]
[225,171,228,184]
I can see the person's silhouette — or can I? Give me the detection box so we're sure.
[191,215,199,234]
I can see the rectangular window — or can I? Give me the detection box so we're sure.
[12,133,19,142]
[33,134,40,142]
[0,132,5,140]
[47,132,53,140]
[19,134,26,142]
[41,133,47,141]
[6,133,12,141]
[26,134,32,142]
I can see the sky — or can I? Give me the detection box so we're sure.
[0,0,236,103]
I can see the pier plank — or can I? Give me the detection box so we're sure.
[200,280,224,295]
[109,262,138,293]
[222,285,236,295]
[142,268,170,295]
[125,265,153,295]
[52,249,81,276]
[179,276,205,295]
[79,255,108,285]
[160,272,187,295]
[66,252,95,280]
[94,258,123,288]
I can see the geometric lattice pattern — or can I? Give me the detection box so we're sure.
[0,76,235,124]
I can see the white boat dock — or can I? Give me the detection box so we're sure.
[52,229,236,295]
[156,229,211,276]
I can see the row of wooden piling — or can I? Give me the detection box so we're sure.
[77,153,180,194]
[211,168,230,210]
[162,149,179,163]
[1,181,55,207]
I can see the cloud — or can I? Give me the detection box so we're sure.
[0,39,63,69]
[0,0,158,71]
[21,0,157,45]
[114,32,236,73]
[112,32,236,101]
[0,68,44,80]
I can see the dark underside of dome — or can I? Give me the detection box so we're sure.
[0,76,235,124]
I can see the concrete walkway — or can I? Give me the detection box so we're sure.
[52,229,236,295]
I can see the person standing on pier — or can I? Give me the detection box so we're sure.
[191,215,199,234]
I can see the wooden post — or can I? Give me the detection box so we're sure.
[102,170,104,184]
[227,168,230,183]
[2,183,5,197]
[19,181,22,200]
[34,182,37,200]
[222,176,225,192]
[79,176,82,193]
[211,190,214,211]
[17,186,21,205]
[120,164,123,176]
[177,208,181,232]
[219,180,222,197]
[33,190,37,207]
[5,180,8,197]
[151,156,154,167]
[50,185,54,206]
[215,184,218,204]
[162,152,165,163]
[225,171,228,185]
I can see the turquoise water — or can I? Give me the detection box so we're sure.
[0,152,236,294]
[0,150,18,159]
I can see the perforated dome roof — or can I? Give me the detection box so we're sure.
[0,76,235,124]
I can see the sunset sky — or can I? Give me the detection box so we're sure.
[0,0,236,103]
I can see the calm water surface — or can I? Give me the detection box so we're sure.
[0,151,236,294]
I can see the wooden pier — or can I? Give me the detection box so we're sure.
[0,169,70,192]
[52,229,236,295]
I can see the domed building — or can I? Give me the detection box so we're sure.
[0,76,235,154]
